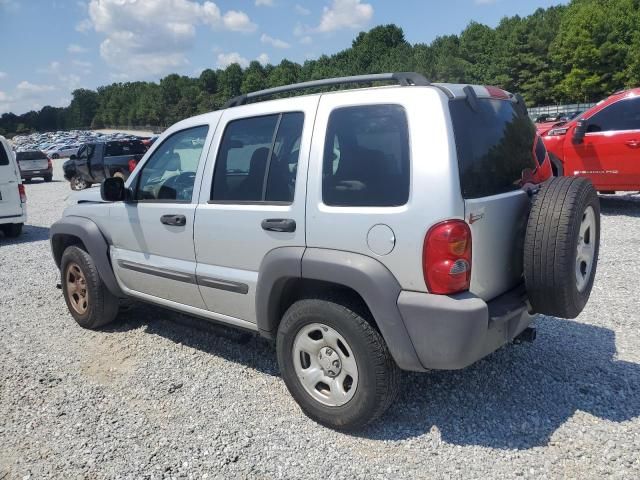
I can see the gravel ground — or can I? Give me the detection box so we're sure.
[1,161,639,479]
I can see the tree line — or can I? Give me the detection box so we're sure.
[1,0,639,137]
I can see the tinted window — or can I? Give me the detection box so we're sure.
[106,140,147,157]
[587,98,640,133]
[0,144,8,166]
[16,151,47,161]
[211,112,304,203]
[322,105,410,207]
[535,137,547,166]
[449,99,537,199]
[135,126,209,202]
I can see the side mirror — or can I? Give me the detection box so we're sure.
[101,177,126,202]
[572,120,587,144]
[69,154,77,160]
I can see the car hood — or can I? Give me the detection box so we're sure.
[67,186,104,205]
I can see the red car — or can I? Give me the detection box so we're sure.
[541,88,640,192]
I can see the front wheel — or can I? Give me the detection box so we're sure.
[44,175,53,182]
[70,175,89,191]
[61,246,119,329]
[277,297,400,430]
[51,153,59,159]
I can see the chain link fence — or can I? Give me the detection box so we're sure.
[528,102,596,120]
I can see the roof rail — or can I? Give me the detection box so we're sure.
[223,72,430,108]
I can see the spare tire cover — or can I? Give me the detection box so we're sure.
[524,176,600,319]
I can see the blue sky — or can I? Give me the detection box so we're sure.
[0,0,567,115]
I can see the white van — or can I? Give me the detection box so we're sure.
[0,136,26,238]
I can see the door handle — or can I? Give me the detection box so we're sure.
[160,214,187,226]
[625,140,640,148]
[261,218,296,233]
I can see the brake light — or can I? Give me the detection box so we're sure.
[128,158,137,172]
[47,158,52,169]
[423,220,472,294]
[485,85,509,99]
[18,184,26,203]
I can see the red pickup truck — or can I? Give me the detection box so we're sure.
[541,88,640,192]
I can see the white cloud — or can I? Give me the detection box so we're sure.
[257,53,270,65]
[294,4,310,15]
[0,91,9,102]
[300,35,312,45]
[83,0,257,75]
[222,10,257,32]
[75,18,92,32]
[315,0,373,33]
[255,0,273,6]
[261,33,290,49]
[217,52,249,69]
[67,43,88,54]
[0,72,7,79]
[17,81,55,94]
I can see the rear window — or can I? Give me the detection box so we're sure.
[0,145,8,166]
[105,141,147,157]
[17,151,47,161]
[449,98,537,198]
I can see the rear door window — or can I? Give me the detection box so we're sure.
[0,144,9,166]
[322,105,410,207]
[449,98,537,198]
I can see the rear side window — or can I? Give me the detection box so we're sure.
[535,137,547,166]
[322,105,410,207]
[449,99,537,198]
[211,112,304,204]
[16,151,47,161]
[0,144,8,166]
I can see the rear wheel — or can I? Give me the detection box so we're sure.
[113,171,125,180]
[51,153,59,159]
[1,223,23,238]
[61,246,119,329]
[44,175,53,182]
[70,175,89,191]
[524,177,600,318]
[277,297,400,430]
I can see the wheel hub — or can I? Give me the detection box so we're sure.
[318,347,341,378]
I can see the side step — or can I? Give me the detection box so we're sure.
[513,327,537,344]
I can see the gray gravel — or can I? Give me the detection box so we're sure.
[1,161,639,479]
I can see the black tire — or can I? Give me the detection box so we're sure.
[51,153,59,159]
[1,223,23,238]
[524,177,600,319]
[277,296,400,430]
[23,178,32,184]
[60,246,119,329]
[70,175,89,191]
[44,175,53,182]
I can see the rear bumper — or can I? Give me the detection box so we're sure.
[0,212,26,225]
[397,285,533,370]
[21,167,53,179]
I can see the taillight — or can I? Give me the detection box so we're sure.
[423,220,472,295]
[18,184,27,203]
[128,158,137,172]
[47,158,52,169]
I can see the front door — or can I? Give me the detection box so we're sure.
[108,124,212,308]
[565,96,640,189]
[193,97,316,324]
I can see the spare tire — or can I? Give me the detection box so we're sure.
[524,177,600,319]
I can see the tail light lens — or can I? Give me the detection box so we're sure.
[47,158,52,169]
[128,158,137,172]
[18,184,27,203]
[423,220,472,294]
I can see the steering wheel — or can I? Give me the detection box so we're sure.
[160,171,196,201]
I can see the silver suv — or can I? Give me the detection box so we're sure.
[50,73,600,429]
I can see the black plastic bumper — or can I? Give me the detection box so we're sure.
[397,285,533,370]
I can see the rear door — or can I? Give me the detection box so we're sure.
[17,151,48,173]
[0,140,23,219]
[449,96,544,301]
[565,97,640,189]
[193,97,315,324]
[75,144,93,180]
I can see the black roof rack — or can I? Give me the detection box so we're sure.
[223,72,430,108]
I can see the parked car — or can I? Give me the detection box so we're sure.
[542,88,640,192]
[46,144,80,159]
[16,150,53,182]
[50,73,600,430]
[65,139,147,190]
[0,136,26,238]
[536,111,583,136]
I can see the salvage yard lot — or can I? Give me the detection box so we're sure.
[1,161,639,479]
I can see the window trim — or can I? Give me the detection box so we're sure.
[209,111,305,205]
[131,124,209,204]
[321,103,411,208]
